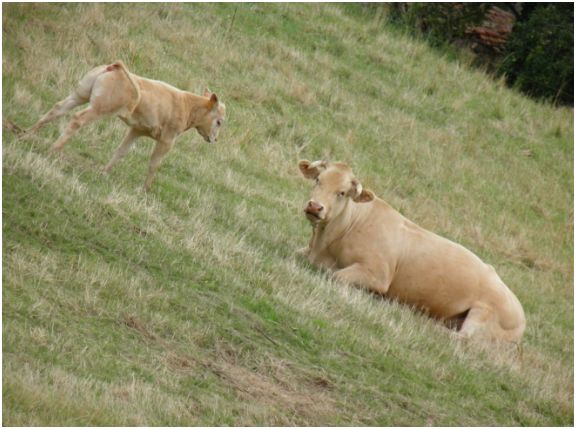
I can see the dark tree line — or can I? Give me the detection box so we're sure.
[365,3,573,106]
[499,3,573,105]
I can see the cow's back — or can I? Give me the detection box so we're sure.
[385,214,519,325]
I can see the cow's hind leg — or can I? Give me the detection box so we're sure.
[457,304,494,339]
[27,94,86,134]
[444,309,470,331]
[51,106,103,151]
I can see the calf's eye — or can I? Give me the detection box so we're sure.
[338,191,346,197]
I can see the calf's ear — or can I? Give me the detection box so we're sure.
[207,93,219,112]
[298,160,327,179]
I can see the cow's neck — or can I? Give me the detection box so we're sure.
[309,201,366,265]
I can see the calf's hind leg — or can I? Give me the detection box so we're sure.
[27,94,86,134]
[51,106,103,151]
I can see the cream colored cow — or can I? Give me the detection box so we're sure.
[298,160,526,343]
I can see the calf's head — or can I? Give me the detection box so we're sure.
[196,89,226,144]
[299,160,374,224]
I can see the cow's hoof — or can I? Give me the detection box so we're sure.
[295,247,310,258]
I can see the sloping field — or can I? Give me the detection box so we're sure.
[2,3,573,425]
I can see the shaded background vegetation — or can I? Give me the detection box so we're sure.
[370,2,573,105]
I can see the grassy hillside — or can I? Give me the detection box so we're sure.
[2,3,573,426]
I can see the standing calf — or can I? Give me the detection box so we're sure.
[298,159,526,343]
[26,61,226,191]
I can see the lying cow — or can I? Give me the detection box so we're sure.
[298,159,526,343]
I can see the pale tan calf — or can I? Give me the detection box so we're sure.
[26,61,226,190]
[298,160,526,343]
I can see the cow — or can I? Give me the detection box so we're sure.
[298,159,526,343]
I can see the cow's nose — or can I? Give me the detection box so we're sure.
[306,200,324,214]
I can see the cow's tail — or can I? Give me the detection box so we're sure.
[107,60,141,113]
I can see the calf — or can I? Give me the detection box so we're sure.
[298,159,526,343]
[26,61,226,191]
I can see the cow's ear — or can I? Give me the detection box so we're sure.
[299,160,327,179]
[351,179,374,203]
[354,189,374,203]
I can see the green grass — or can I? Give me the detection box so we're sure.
[2,3,573,426]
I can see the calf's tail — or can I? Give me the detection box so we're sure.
[107,60,141,113]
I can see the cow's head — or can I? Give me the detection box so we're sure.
[299,160,374,224]
[196,88,226,144]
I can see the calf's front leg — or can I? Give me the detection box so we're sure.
[144,136,175,191]
[333,263,391,295]
[104,128,141,173]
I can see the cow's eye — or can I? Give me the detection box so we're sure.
[216,119,223,127]
[338,191,346,197]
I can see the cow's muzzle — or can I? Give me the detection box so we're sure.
[304,200,324,222]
